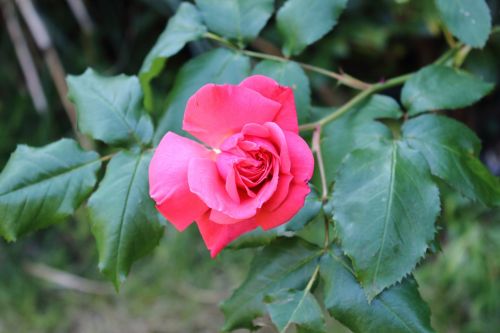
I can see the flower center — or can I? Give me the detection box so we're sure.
[216,133,279,202]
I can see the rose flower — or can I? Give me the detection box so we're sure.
[149,75,314,257]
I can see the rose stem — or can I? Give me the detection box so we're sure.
[203,32,372,91]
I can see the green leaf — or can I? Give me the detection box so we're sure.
[227,227,282,249]
[0,139,101,241]
[87,150,164,289]
[154,48,251,144]
[252,60,311,124]
[195,0,273,42]
[322,95,402,184]
[227,188,322,249]
[266,289,325,333]
[320,247,435,333]
[401,65,494,116]
[139,3,207,111]
[286,188,322,232]
[333,140,440,300]
[67,69,154,146]
[277,0,348,56]
[435,0,492,48]
[403,114,500,207]
[221,238,321,331]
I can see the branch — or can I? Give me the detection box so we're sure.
[15,0,92,148]
[312,126,328,203]
[1,0,47,114]
[299,74,412,131]
[24,261,113,295]
[204,32,373,91]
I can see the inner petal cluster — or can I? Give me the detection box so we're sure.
[217,134,279,204]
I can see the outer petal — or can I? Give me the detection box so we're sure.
[183,84,281,148]
[188,157,278,220]
[209,209,254,225]
[264,174,293,211]
[196,212,258,257]
[284,131,314,183]
[149,132,211,231]
[240,75,299,133]
[257,183,311,230]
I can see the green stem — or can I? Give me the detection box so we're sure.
[204,32,372,90]
[299,73,412,131]
[304,265,320,294]
[312,126,328,203]
[323,215,330,249]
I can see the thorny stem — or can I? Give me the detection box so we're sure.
[323,214,330,250]
[312,126,328,203]
[299,73,412,131]
[454,45,472,68]
[305,265,320,292]
[204,32,372,90]
[442,26,457,48]
[99,153,115,162]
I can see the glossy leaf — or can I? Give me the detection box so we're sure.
[0,139,101,241]
[403,114,500,206]
[401,65,494,116]
[266,289,325,333]
[322,95,402,184]
[333,140,440,299]
[195,0,273,42]
[285,188,322,232]
[87,150,164,289]
[139,3,207,110]
[253,60,311,124]
[227,189,322,249]
[320,247,435,333]
[435,0,492,48]
[67,69,154,146]
[154,48,250,144]
[277,0,348,56]
[221,238,321,331]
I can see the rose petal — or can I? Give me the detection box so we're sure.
[225,166,240,203]
[240,75,299,133]
[149,132,211,231]
[264,174,293,211]
[209,209,254,225]
[196,212,258,257]
[188,157,278,220]
[183,84,281,148]
[257,183,311,230]
[284,131,314,183]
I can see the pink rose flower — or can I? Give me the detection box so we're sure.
[149,75,314,257]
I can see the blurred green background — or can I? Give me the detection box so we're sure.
[1,0,499,332]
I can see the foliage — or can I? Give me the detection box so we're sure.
[1,0,500,332]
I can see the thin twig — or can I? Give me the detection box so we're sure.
[250,37,283,57]
[1,0,47,113]
[442,26,457,48]
[204,32,373,91]
[312,126,328,203]
[65,0,94,35]
[299,73,412,131]
[24,261,113,295]
[15,0,75,127]
[15,0,91,148]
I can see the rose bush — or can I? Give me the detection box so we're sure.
[149,75,314,257]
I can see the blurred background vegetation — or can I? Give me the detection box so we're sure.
[1,0,499,332]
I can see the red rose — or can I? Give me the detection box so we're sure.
[149,75,314,257]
